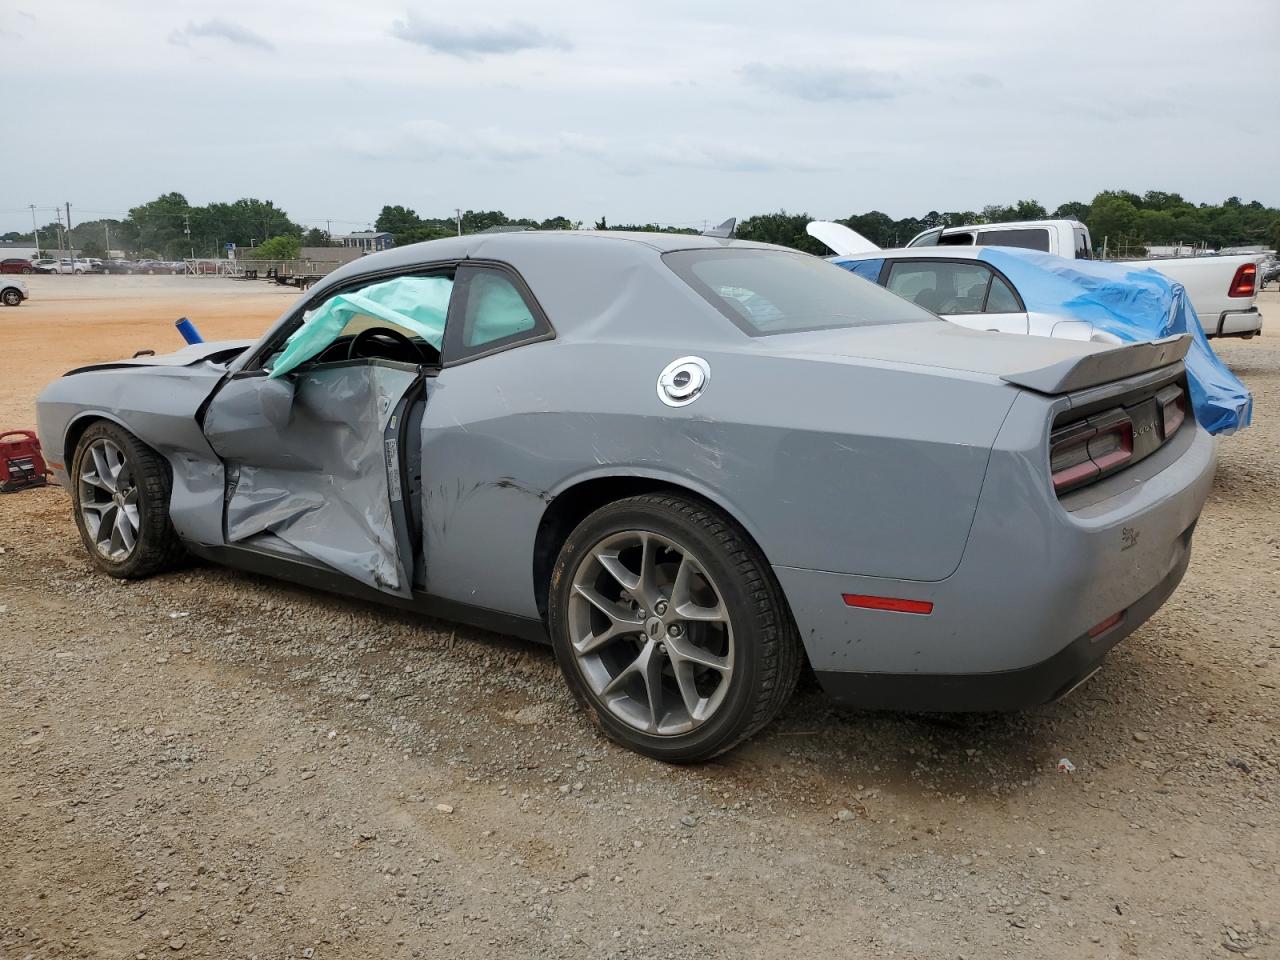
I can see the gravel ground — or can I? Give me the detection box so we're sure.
[1,282,1277,959]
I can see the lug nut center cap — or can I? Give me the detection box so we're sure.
[645,616,664,641]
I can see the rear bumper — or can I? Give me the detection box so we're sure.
[776,407,1216,711]
[814,540,1191,711]
[1209,306,1262,338]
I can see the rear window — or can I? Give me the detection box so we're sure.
[976,228,1051,252]
[664,249,937,336]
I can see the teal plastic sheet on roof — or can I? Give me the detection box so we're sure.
[269,275,452,379]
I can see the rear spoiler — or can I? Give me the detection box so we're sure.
[1001,334,1191,395]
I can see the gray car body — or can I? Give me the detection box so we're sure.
[37,231,1217,709]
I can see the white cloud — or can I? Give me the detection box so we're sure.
[169,18,275,52]
[389,12,569,59]
[741,63,902,103]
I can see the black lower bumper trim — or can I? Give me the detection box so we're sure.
[815,545,1191,713]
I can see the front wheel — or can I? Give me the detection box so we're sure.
[1,288,21,306]
[71,422,186,578]
[549,492,802,762]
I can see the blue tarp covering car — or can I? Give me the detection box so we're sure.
[832,248,1252,435]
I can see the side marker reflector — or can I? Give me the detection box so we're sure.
[842,594,934,615]
[1088,611,1124,639]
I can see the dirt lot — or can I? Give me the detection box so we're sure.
[1,276,1277,959]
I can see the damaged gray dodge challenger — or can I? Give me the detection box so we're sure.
[37,231,1216,761]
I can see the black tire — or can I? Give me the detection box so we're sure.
[1,288,21,306]
[548,492,802,762]
[21,267,31,274]
[70,421,186,579]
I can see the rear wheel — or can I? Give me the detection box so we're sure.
[1,288,21,306]
[71,422,185,578]
[21,267,31,274]
[549,492,801,762]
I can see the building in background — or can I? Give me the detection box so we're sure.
[336,231,395,253]
[0,242,41,260]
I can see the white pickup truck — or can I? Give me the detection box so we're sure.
[905,219,1265,339]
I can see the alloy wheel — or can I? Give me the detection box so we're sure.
[78,438,140,561]
[568,530,735,736]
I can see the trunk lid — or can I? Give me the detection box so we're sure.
[764,322,1190,394]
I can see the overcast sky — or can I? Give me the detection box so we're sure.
[3,0,1277,234]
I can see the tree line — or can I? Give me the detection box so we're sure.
[4,189,1276,260]
[736,191,1280,257]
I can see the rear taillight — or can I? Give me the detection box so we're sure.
[1228,262,1257,298]
[1051,412,1134,494]
[1157,384,1186,437]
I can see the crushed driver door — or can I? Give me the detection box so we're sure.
[202,361,423,598]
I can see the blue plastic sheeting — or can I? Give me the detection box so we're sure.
[843,257,884,283]
[269,275,453,379]
[832,249,1252,435]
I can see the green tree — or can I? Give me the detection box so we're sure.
[128,192,190,257]
[1086,193,1141,247]
[255,235,301,260]
[736,211,826,254]
[1052,201,1091,221]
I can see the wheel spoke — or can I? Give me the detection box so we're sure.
[669,553,728,623]
[667,634,732,674]
[672,660,703,718]
[104,443,125,485]
[90,445,117,493]
[114,507,136,552]
[601,643,646,697]
[571,584,642,653]
[80,469,111,492]
[639,643,665,731]
[595,550,640,593]
[635,532,662,610]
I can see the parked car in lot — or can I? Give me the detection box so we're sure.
[36,231,1216,760]
[32,258,61,274]
[1,276,29,306]
[1262,259,1280,290]
[827,244,1251,434]
[0,258,35,274]
[901,219,1265,339]
[135,259,185,275]
[102,259,136,274]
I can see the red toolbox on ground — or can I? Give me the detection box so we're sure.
[0,430,49,493]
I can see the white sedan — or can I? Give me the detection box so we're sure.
[825,246,1122,344]
[1,276,29,306]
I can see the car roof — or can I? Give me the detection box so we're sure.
[313,229,790,296]
[834,246,1060,264]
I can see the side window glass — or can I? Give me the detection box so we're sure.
[463,271,537,348]
[268,274,453,378]
[984,275,1021,313]
[885,261,992,315]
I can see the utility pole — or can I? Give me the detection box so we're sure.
[326,219,332,242]
[456,208,462,237]
[65,202,73,255]
[184,211,192,259]
[54,208,66,258]
[29,204,42,256]
[105,222,111,257]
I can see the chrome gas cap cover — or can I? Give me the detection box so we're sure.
[656,356,710,407]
